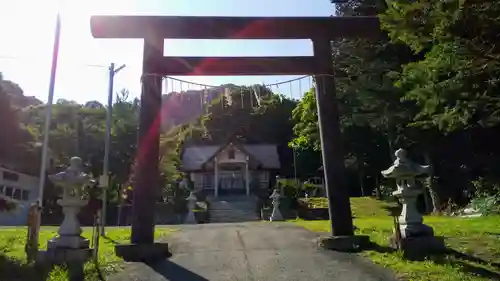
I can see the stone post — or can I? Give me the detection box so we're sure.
[185,192,197,224]
[382,149,445,258]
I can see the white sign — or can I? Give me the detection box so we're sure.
[99,175,109,188]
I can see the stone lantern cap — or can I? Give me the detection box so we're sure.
[48,156,93,201]
[381,149,430,179]
[270,188,280,199]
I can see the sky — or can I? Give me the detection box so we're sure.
[0,0,334,104]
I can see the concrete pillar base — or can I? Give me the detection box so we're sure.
[115,242,170,262]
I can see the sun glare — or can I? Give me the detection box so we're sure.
[0,0,142,101]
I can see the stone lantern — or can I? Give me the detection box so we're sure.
[38,156,95,281]
[47,157,93,249]
[185,191,197,224]
[179,175,189,190]
[275,175,283,195]
[269,188,283,221]
[381,149,445,257]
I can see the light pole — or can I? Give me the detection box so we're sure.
[100,62,126,236]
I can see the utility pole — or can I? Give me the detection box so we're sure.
[100,62,126,236]
[293,147,298,180]
[74,106,79,156]
[34,11,61,258]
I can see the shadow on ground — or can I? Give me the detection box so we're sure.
[368,242,500,280]
[367,242,395,254]
[0,254,48,281]
[146,259,209,281]
[446,249,500,269]
[438,250,500,280]
[103,235,120,245]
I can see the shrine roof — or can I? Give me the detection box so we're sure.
[181,144,280,171]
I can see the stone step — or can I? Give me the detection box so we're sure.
[210,201,256,206]
[211,208,254,212]
[208,196,259,223]
[210,207,256,211]
[210,209,255,213]
[210,212,258,216]
[210,204,256,208]
[210,214,259,221]
[210,212,256,215]
[207,196,258,203]
[211,206,254,209]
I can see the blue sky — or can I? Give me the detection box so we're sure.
[0,0,334,104]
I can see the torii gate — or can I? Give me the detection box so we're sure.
[90,15,381,255]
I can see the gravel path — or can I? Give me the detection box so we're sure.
[109,222,397,281]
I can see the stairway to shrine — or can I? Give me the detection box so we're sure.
[208,195,260,223]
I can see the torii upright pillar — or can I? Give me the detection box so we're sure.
[130,36,163,244]
[313,39,369,250]
[114,36,170,261]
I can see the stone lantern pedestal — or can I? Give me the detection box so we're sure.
[382,149,445,259]
[47,198,90,249]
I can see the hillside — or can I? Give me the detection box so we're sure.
[0,79,42,108]
[161,86,227,131]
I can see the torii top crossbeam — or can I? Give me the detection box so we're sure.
[89,16,381,76]
[90,15,380,40]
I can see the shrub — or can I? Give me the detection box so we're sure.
[278,179,322,199]
[0,197,17,212]
[470,195,500,215]
[297,197,328,209]
[469,177,500,215]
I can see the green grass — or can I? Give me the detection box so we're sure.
[0,226,175,281]
[298,197,398,216]
[293,197,500,281]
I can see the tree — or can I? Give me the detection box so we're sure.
[290,89,319,151]
[84,100,104,109]
[380,0,500,209]
[291,0,419,197]
[381,0,500,132]
[0,73,23,163]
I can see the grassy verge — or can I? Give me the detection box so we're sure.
[293,197,500,281]
[0,226,175,281]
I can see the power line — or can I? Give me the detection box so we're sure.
[0,54,108,69]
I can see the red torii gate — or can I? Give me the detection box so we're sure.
[90,15,381,257]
